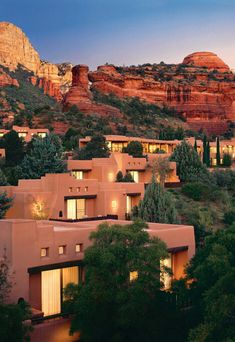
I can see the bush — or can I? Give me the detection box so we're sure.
[223,210,235,225]
[222,153,232,167]
[182,182,210,201]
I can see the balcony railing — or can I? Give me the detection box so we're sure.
[49,214,118,223]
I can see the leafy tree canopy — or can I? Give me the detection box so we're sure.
[75,135,110,160]
[18,134,65,179]
[171,141,209,182]
[122,141,143,157]
[66,221,185,342]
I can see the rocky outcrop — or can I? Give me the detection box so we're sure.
[0,67,19,87]
[63,65,123,118]
[88,55,235,134]
[0,22,72,99]
[0,22,41,73]
[183,52,230,72]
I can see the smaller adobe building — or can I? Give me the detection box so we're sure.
[0,125,49,142]
[79,135,181,154]
[2,153,179,221]
[0,219,195,317]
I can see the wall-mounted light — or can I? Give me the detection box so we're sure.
[111,200,117,210]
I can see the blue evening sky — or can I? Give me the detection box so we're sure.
[0,0,234,70]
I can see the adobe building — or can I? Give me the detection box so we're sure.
[1,153,179,222]
[79,135,181,154]
[0,218,195,317]
[67,152,179,184]
[0,125,49,142]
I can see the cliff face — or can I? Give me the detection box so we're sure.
[87,54,235,134]
[63,65,122,118]
[0,22,72,99]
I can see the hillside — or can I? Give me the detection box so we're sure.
[0,21,234,137]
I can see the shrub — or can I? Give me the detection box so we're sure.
[223,210,235,225]
[182,182,210,201]
[222,153,232,167]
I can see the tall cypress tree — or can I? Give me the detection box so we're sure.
[216,136,221,166]
[206,141,210,167]
[203,135,207,165]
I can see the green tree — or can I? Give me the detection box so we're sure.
[206,141,210,167]
[2,130,25,167]
[0,252,31,341]
[0,168,7,186]
[222,153,232,167]
[75,135,110,160]
[135,177,178,223]
[194,139,197,152]
[170,141,208,182]
[187,226,235,341]
[0,192,13,219]
[68,221,183,342]
[18,134,65,179]
[123,141,143,157]
[202,135,207,165]
[216,136,220,166]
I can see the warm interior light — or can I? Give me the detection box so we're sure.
[130,271,138,282]
[111,200,117,210]
[32,199,48,220]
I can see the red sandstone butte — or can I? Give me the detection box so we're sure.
[88,53,235,134]
[183,52,230,72]
[63,65,123,118]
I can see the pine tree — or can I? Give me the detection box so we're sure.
[206,141,210,167]
[0,168,7,186]
[170,141,208,182]
[3,130,25,167]
[216,136,221,166]
[203,135,207,165]
[18,134,65,179]
[136,176,178,223]
[194,139,197,152]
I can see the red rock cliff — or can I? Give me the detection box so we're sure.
[63,65,122,118]
[88,54,235,134]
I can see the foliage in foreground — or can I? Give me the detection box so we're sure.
[65,221,189,342]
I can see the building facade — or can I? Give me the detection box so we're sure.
[0,125,49,142]
[0,219,195,317]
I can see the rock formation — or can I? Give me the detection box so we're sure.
[0,22,72,99]
[0,67,19,87]
[63,65,122,118]
[88,55,235,134]
[183,52,230,73]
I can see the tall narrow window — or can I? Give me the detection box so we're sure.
[41,269,61,316]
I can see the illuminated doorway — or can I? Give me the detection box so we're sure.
[67,199,86,219]
[41,266,80,316]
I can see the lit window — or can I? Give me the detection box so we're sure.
[75,243,83,253]
[58,246,66,255]
[71,171,83,180]
[41,247,49,257]
[130,271,138,282]
[129,171,139,183]
[18,132,27,138]
[38,132,47,138]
